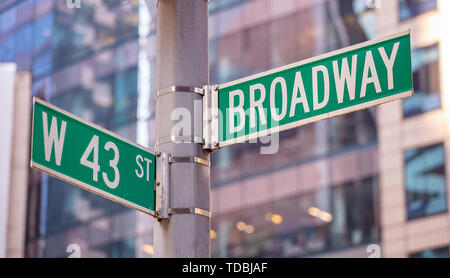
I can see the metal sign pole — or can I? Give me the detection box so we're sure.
[153,0,211,257]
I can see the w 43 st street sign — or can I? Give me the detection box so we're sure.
[215,30,413,147]
[31,98,156,216]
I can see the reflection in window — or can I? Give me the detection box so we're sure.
[0,5,17,33]
[51,87,112,129]
[2,0,147,258]
[209,0,253,14]
[0,36,14,61]
[114,67,138,126]
[14,24,33,54]
[329,109,377,152]
[210,0,378,187]
[405,143,447,220]
[399,0,437,21]
[403,44,440,117]
[93,236,136,258]
[410,246,450,258]
[351,0,376,40]
[212,177,379,257]
[45,177,86,234]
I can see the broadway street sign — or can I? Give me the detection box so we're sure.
[31,98,156,216]
[217,30,413,147]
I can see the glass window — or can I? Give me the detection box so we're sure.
[329,109,377,152]
[410,246,450,258]
[0,6,17,33]
[51,87,112,130]
[403,44,440,118]
[45,177,86,234]
[16,0,35,26]
[32,50,52,78]
[209,0,253,14]
[113,66,138,126]
[93,236,137,258]
[14,24,33,54]
[33,13,53,51]
[19,0,148,258]
[399,0,437,21]
[0,36,14,61]
[405,143,447,220]
[330,177,379,250]
[212,176,380,257]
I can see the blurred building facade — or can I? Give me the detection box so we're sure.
[377,0,450,258]
[208,0,380,258]
[0,0,448,258]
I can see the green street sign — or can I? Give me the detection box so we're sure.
[217,30,413,147]
[31,98,156,216]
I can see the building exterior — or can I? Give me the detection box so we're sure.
[0,0,447,258]
[0,63,18,258]
[377,0,450,258]
[208,0,380,258]
[1,0,158,258]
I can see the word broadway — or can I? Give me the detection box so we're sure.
[218,31,412,144]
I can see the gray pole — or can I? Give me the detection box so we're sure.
[153,0,210,257]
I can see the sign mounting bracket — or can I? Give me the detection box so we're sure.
[202,85,219,151]
[155,152,211,220]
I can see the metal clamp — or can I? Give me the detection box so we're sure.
[155,152,170,219]
[155,153,210,220]
[202,85,220,151]
[168,208,211,218]
[156,86,204,98]
[156,135,204,146]
[169,156,210,167]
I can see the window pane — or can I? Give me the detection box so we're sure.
[410,246,450,258]
[210,0,378,187]
[113,66,138,126]
[403,44,440,117]
[405,143,447,220]
[399,0,437,21]
[212,176,380,257]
